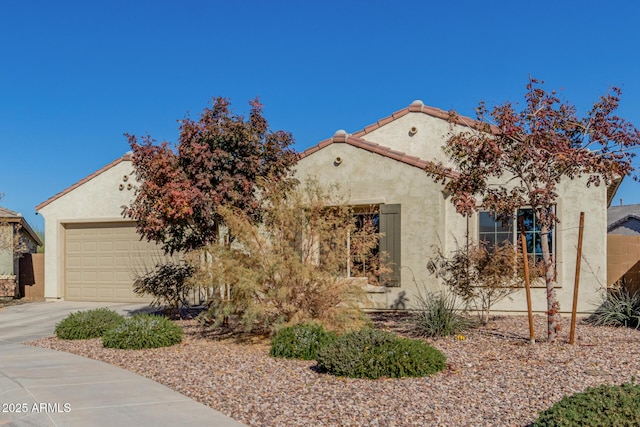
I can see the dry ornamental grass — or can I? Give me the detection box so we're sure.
[29,314,640,427]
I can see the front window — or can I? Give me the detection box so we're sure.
[348,207,380,280]
[517,209,553,262]
[318,203,400,286]
[478,212,513,250]
[478,208,553,262]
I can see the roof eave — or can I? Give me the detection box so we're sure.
[35,153,133,212]
[607,176,624,208]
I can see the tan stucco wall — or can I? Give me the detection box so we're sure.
[360,112,467,168]
[484,176,608,315]
[37,160,138,299]
[296,142,467,309]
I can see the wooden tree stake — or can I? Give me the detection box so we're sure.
[519,216,535,345]
[569,212,585,345]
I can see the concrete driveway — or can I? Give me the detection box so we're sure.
[0,300,246,426]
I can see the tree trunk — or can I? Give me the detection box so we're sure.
[539,221,560,342]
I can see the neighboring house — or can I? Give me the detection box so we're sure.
[0,207,43,298]
[297,100,615,314]
[608,204,640,236]
[607,204,640,293]
[36,154,161,302]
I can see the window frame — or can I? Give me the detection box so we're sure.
[477,207,555,264]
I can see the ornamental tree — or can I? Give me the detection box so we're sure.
[425,78,640,342]
[124,97,297,254]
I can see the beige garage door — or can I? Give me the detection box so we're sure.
[65,222,163,302]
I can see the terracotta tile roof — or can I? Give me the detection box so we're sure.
[299,131,429,169]
[351,100,493,138]
[35,152,133,211]
[298,100,478,177]
[299,130,458,179]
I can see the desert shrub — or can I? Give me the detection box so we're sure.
[533,380,640,426]
[194,179,378,334]
[270,323,337,360]
[102,313,183,349]
[132,261,194,310]
[55,308,124,340]
[585,289,640,328]
[316,328,446,379]
[413,291,472,338]
[427,241,543,324]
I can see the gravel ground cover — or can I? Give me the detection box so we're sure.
[29,314,640,427]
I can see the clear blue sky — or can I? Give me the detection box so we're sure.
[2,0,640,231]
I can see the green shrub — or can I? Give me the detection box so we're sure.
[55,308,125,340]
[102,313,184,349]
[585,289,640,328]
[534,380,640,426]
[270,323,337,360]
[316,328,446,379]
[413,291,472,337]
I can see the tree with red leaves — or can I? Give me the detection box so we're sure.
[426,78,640,342]
[124,97,297,255]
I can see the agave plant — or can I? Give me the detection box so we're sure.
[586,289,640,328]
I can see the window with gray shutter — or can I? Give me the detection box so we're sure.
[380,204,401,286]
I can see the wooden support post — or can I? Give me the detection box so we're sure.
[569,212,585,345]
[519,216,535,345]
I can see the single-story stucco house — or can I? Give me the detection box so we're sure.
[37,100,619,314]
[0,207,43,298]
[296,100,616,314]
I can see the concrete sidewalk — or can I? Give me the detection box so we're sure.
[0,301,246,426]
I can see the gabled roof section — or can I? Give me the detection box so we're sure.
[351,100,494,138]
[0,206,43,246]
[35,152,133,211]
[300,130,430,170]
[299,129,460,179]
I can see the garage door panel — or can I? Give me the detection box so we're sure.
[98,242,114,251]
[65,222,159,302]
[66,286,83,299]
[66,254,82,267]
[98,288,114,299]
[67,241,83,252]
[82,256,98,268]
[83,242,98,252]
[115,241,130,251]
[99,256,114,267]
[66,271,82,282]
[99,271,114,281]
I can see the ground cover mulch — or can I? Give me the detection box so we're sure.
[29,313,640,427]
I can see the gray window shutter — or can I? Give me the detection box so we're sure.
[380,204,401,287]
